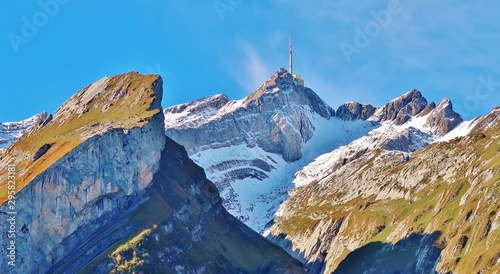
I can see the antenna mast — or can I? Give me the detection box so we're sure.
[289,34,304,86]
[289,34,293,75]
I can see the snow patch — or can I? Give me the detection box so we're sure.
[436,120,474,142]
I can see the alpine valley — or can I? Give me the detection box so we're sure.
[1,69,499,273]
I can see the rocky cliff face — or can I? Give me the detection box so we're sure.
[268,106,500,273]
[471,106,500,132]
[0,72,305,273]
[425,98,463,135]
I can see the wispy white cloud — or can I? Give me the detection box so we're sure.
[268,29,287,53]
[232,42,273,93]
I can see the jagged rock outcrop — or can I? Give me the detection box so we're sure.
[0,72,305,274]
[336,102,376,121]
[294,92,464,184]
[165,68,335,163]
[424,98,463,135]
[371,89,428,125]
[418,102,436,117]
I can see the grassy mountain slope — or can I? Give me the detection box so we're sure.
[0,72,161,204]
[270,114,500,273]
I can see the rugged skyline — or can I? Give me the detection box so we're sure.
[2,1,500,122]
[1,69,499,273]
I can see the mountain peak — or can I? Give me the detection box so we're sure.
[424,97,463,135]
[438,97,451,105]
[245,68,295,102]
[165,69,336,163]
[166,93,229,114]
[55,71,163,123]
[164,93,230,129]
[243,68,334,119]
[400,88,422,99]
[371,89,428,124]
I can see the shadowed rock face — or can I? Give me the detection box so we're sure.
[87,137,305,274]
[336,102,376,121]
[334,232,442,274]
[165,68,335,162]
[0,72,305,274]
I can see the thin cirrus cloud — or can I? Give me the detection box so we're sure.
[232,42,273,94]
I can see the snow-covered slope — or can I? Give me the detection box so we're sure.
[0,112,50,150]
[191,114,375,232]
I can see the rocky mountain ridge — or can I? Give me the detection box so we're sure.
[163,69,464,234]
[0,72,305,273]
[164,69,379,231]
[165,68,335,162]
[335,102,376,121]
[2,68,496,273]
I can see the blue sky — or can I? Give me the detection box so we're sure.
[1,0,499,122]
